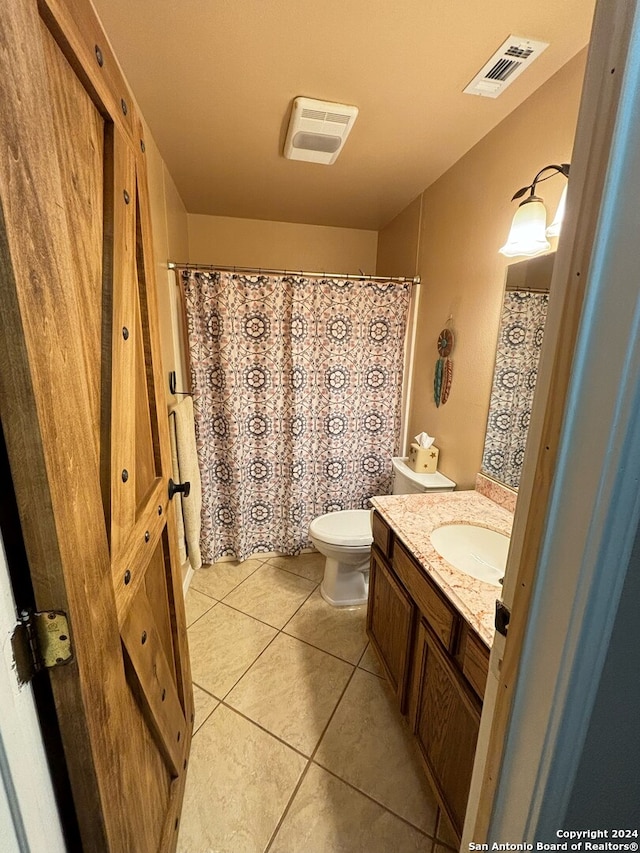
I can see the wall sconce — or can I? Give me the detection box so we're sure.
[499,163,570,257]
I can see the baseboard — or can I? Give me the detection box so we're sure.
[182,563,194,597]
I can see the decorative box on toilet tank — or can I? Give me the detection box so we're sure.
[407,443,440,474]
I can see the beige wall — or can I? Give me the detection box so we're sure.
[187,214,378,274]
[143,122,190,404]
[378,51,587,489]
[143,124,190,580]
[376,195,422,278]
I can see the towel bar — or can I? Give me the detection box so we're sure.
[169,371,191,396]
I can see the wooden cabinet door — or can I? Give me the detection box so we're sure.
[367,549,415,710]
[411,621,481,841]
[0,1,193,850]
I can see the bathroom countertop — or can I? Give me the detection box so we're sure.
[369,490,514,647]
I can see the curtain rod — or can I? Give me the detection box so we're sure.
[505,284,550,294]
[167,261,420,285]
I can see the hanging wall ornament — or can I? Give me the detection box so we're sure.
[434,326,454,407]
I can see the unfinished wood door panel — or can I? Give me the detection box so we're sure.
[134,275,160,509]
[0,1,193,850]
[145,532,178,681]
[41,21,106,450]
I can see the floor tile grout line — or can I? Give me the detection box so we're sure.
[186,586,218,603]
[310,760,437,841]
[190,581,370,669]
[219,611,355,706]
[306,662,439,839]
[310,666,439,838]
[216,700,312,761]
[280,627,366,667]
[271,576,318,624]
[189,557,266,607]
[191,704,218,737]
[216,628,282,702]
[356,641,387,679]
[186,554,439,850]
[261,759,313,853]
[190,676,224,732]
[262,557,325,585]
[190,588,374,732]
[187,616,281,717]
[222,587,367,670]
[261,570,369,665]
[189,557,321,633]
[355,637,371,666]
[191,679,218,701]
[262,656,361,853]
[271,567,323,583]
[192,625,357,758]
[210,596,311,633]
[226,561,318,597]
[210,599,286,631]
[190,668,438,846]
[216,569,318,632]
[185,598,218,630]
[189,590,343,717]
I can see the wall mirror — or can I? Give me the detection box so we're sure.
[481,252,555,489]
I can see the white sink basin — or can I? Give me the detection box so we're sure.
[429,524,509,586]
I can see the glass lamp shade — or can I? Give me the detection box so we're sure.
[546,185,567,237]
[499,196,550,258]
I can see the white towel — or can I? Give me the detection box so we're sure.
[169,413,188,565]
[171,396,202,570]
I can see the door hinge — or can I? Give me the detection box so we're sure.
[11,609,73,685]
[495,600,511,637]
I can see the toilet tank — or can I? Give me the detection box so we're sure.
[391,457,455,494]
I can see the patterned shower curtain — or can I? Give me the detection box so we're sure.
[181,270,412,562]
[482,289,549,488]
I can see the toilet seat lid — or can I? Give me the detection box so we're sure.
[309,509,373,547]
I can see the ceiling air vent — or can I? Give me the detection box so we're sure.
[463,36,549,99]
[284,97,359,165]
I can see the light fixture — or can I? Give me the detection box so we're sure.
[499,163,570,257]
[545,184,567,237]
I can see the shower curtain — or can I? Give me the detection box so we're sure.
[181,270,412,562]
[482,289,549,488]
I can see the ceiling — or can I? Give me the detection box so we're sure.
[92,0,595,231]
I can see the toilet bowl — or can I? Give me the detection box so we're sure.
[309,458,456,607]
[309,510,373,606]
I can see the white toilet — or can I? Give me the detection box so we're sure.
[309,458,455,606]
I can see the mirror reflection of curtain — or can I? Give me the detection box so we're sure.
[482,291,549,489]
[181,270,411,561]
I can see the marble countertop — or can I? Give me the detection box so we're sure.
[369,490,514,647]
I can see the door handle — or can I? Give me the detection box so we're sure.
[168,479,191,500]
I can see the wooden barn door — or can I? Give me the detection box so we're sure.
[0,0,193,850]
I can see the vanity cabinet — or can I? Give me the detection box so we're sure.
[367,550,414,710]
[410,621,482,835]
[367,511,490,843]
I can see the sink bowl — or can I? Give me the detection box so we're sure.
[429,524,509,586]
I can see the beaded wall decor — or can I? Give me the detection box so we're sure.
[434,325,454,407]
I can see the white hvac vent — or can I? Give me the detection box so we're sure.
[284,97,359,165]
[463,36,549,99]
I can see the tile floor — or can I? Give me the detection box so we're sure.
[178,552,459,853]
